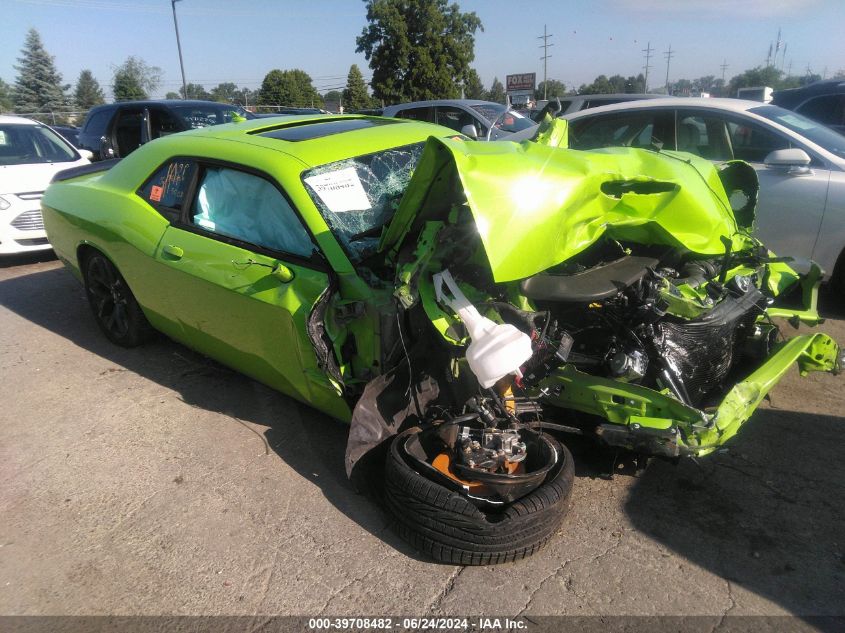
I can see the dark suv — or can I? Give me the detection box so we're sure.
[78,100,254,160]
[772,80,845,134]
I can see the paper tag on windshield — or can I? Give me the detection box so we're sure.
[304,167,370,212]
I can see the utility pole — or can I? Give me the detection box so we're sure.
[171,0,188,99]
[720,59,729,96]
[781,43,788,72]
[642,41,653,92]
[538,25,554,100]
[663,45,674,95]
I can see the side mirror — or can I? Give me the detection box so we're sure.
[271,263,295,283]
[77,149,93,162]
[460,123,478,139]
[764,148,812,174]
[99,136,115,159]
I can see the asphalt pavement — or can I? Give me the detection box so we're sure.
[1,253,843,629]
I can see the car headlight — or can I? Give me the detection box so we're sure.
[0,196,10,210]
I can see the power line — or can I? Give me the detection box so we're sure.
[538,25,553,100]
[642,41,653,93]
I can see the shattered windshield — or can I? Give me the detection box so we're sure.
[302,142,425,262]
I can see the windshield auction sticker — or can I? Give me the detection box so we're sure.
[304,167,371,212]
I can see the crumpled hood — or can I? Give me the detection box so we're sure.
[381,131,752,283]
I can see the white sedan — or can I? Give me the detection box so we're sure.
[561,98,845,287]
[0,115,91,255]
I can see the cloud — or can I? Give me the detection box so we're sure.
[610,0,820,18]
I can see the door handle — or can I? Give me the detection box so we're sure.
[162,244,184,260]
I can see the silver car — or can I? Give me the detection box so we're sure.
[561,98,845,287]
[382,99,537,140]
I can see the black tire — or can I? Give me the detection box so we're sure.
[384,428,575,565]
[82,251,153,347]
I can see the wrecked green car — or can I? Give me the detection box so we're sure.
[42,115,841,566]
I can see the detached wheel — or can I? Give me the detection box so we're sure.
[384,428,574,565]
[83,252,153,347]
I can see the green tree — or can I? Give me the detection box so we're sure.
[463,68,485,99]
[13,28,69,118]
[233,87,254,107]
[534,79,567,100]
[0,78,13,112]
[180,83,210,99]
[727,66,782,97]
[210,82,238,102]
[343,64,372,110]
[112,56,161,101]
[672,78,693,96]
[578,75,612,94]
[74,69,105,111]
[165,91,180,100]
[323,90,343,111]
[258,69,323,108]
[356,0,483,103]
[486,77,505,104]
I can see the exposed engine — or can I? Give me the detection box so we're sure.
[503,240,773,408]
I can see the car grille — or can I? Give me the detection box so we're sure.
[10,209,45,231]
[14,237,49,246]
[16,191,44,201]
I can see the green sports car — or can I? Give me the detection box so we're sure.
[43,115,841,565]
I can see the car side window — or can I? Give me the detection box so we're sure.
[675,113,732,160]
[796,95,845,127]
[138,159,198,222]
[83,110,111,137]
[436,106,477,134]
[191,166,315,259]
[113,108,145,157]
[570,112,666,150]
[148,108,183,139]
[726,119,790,163]
[396,106,434,123]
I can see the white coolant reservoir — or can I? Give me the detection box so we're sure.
[433,269,534,389]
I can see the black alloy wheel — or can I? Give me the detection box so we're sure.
[83,252,153,347]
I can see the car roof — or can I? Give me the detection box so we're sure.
[0,115,41,125]
[155,114,456,168]
[773,80,845,104]
[89,99,242,111]
[561,97,763,119]
[564,93,658,100]
[383,99,503,110]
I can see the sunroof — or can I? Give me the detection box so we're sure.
[256,118,400,141]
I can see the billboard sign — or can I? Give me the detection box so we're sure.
[506,73,536,93]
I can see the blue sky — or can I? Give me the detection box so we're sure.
[2,0,844,100]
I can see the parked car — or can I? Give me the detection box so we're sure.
[49,124,81,148]
[773,79,845,134]
[77,100,254,161]
[561,97,845,287]
[252,107,326,118]
[42,114,840,564]
[0,115,90,255]
[382,99,536,140]
[513,94,660,122]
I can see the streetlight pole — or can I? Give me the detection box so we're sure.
[171,0,188,99]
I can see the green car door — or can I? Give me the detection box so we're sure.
[148,158,350,420]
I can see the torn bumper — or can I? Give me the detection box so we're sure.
[539,332,840,458]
